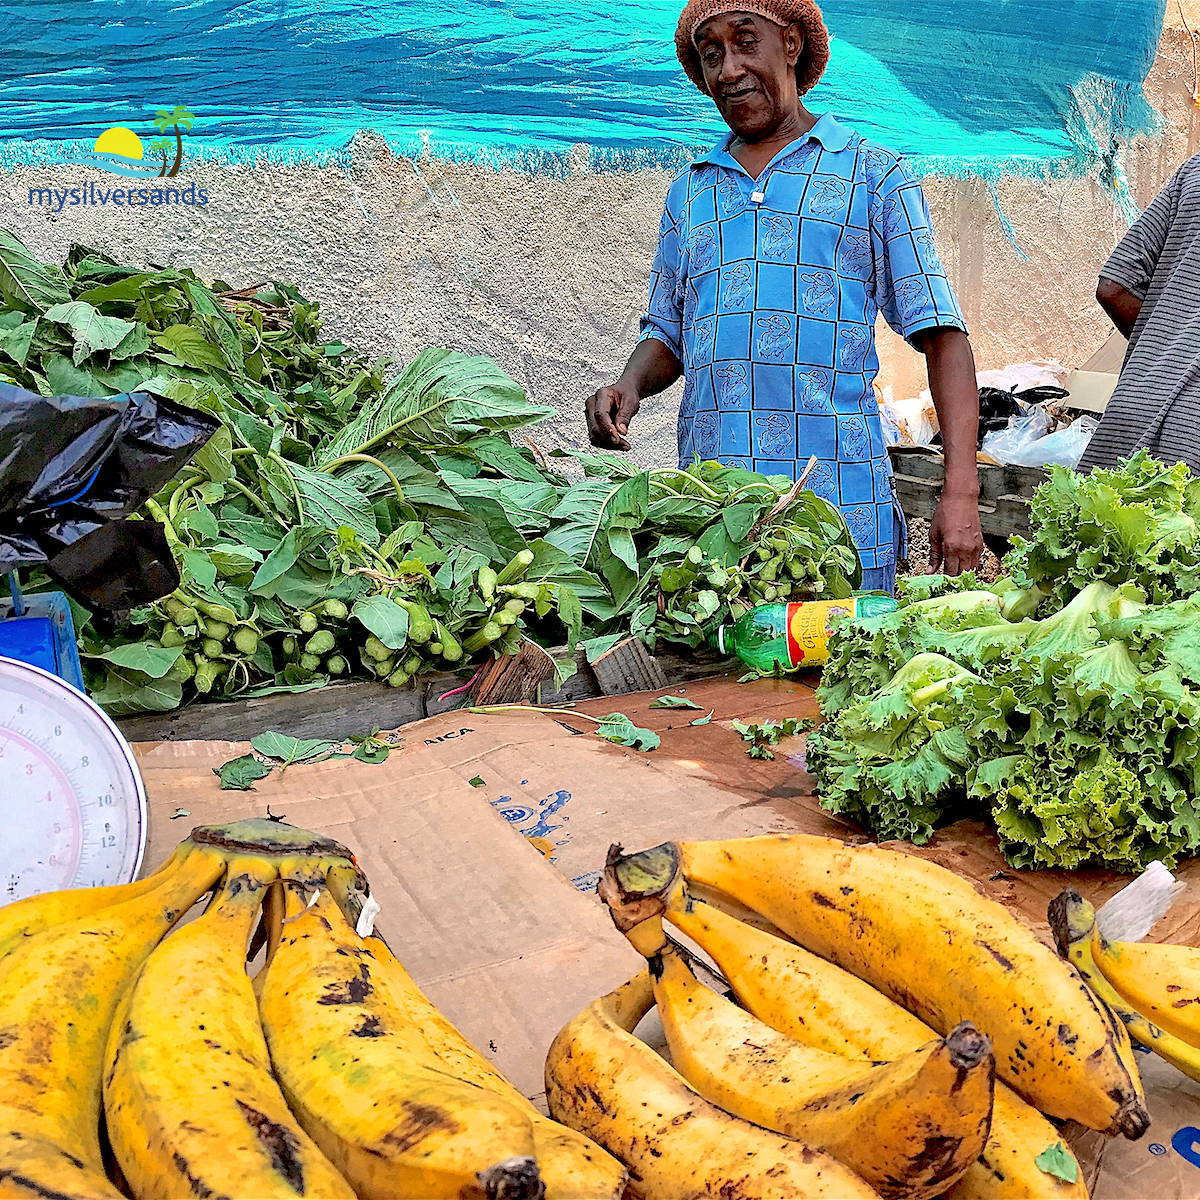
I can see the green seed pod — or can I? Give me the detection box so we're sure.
[160,624,188,649]
[428,641,443,656]
[193,659,225,693]
[754,546,772,563]
[300,653,322,672]
[500,582,540,601]
[363,634,393,662]
[371,656,395,678]
[306,630,337,657]
[402,653,421,675]
[326,655,348,676]
[163,599,199,628]
[503,598,526,616]
[496,609,518,628]
[463,621,503,654]
[433,619,463,663]
[201,638,224,659]
[193,598,239,625]
[386,667,411,688]
[281,635,298,658]
[298,611,320,634]
[759,557,780,583]
[232,627,260,657]
[762,585,778,602]
[395,600,434,644]
[321,599,349,621]
[495,549,535,587]
[476,566,498,605]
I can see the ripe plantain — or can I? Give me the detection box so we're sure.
[630,917,993,1200]
[1086,920,1200,1050]
[652,867,1089,1199]
[0,842,193,963]
[104,858,353,1200]
[259,885,542,1200]
[324,865,626,1200]
[0,846,225,1200]
[544,969,881,1200]
[673,835,1147,1136]
[1050,888,1200,1084]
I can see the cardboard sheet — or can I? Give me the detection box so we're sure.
[133,671,1200,1192]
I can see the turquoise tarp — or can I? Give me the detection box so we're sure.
[0,0,1167,177]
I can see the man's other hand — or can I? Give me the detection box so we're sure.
[929,490,984,575]
[585,383,641,452]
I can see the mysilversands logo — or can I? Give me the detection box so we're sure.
[29,104,210,210]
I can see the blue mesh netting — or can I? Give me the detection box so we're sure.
[0,0,1167,180]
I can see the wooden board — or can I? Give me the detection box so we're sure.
[115,646,739,743]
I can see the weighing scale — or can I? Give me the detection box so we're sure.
[0,571,147,908]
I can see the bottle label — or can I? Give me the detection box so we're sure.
[785,598,858,667]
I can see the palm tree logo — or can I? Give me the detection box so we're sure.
[148,137,173,177]
[153,105,195,177]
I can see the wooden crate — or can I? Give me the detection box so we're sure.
[889,447,1046,541]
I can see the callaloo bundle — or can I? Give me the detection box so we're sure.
[0,229,860,715]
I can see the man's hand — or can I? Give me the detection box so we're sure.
[929,489,984,575]
[585,383,641,452]
[917,326,984,576]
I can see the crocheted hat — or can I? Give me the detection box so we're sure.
[675,0,830,96]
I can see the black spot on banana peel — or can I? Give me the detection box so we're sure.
[317,963,373,1005]
[236,1101,306,1194]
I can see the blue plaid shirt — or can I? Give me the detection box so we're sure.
[639,114,967,570]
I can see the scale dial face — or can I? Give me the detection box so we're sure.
[0,656,146,908]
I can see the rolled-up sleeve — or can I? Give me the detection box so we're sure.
[1100,168,1183,300]
[869,154,967,347]
[638,189,684,359]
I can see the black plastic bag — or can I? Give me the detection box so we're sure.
[930,384,1071,450]
[0,382,219,610]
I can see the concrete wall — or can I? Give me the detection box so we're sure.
[5,10,1199,470]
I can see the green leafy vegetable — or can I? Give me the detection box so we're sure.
[649,695,704,710]
[249,732,336,769]
[214,754,273,791]
[594,713,661,752]
[1033,1144,1079,1185]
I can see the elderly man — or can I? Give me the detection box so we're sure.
[585,0,983,589]
[1079,152,1200,474]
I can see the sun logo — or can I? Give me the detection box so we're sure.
[93,127,143,160]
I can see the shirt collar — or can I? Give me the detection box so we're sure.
[695,113,853,173]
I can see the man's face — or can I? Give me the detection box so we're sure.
[695,13,802,140]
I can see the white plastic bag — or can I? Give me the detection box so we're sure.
[980,409,1052,463]
[983,414,1098,469]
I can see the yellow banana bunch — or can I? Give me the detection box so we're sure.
[358,935,627,1200]
[622,855,1088,1199]
[633,917,994,1200]
[104,857,353,1200]
[0,845,225,1200]
[545,969,881,1200]
[259,885,543,1200]
[1050,888,1200,1084]
[673,836,1148,1136]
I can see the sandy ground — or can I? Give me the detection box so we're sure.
[900,517,1005,583]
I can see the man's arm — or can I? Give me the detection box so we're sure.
[916,327,984,575]
[585,338,683,452]
[1096,277,1141,339]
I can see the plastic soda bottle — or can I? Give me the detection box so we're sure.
[711,595,898,671]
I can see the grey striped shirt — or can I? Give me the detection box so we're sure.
[1080,153,1200,474]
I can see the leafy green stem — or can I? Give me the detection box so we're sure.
[317,453,407,505]
[267,450,306,524]
[225,477,279,523]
